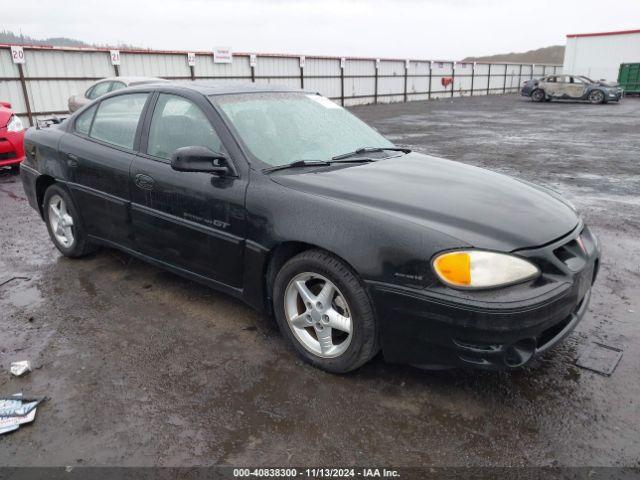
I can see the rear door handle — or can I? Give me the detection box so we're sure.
[65,152,79,167]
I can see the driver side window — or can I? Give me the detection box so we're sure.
[147,94,225,161]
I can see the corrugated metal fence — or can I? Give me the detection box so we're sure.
[0,44,562,125]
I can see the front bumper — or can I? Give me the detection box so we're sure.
[607,90,622,101]
[370,226,600,369]
[520,87,533,97]
[0,128,26,167]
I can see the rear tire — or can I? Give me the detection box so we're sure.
[272,249,380,373]
[588,90,605,104]
[531,89,545,102]
[43,184,97,258]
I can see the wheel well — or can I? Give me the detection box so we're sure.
[263,242,315,313]
[35,175,56,217]
[262,241,362,315]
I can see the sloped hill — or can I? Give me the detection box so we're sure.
[463,45,565,64]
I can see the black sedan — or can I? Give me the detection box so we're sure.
[20,83,600,373]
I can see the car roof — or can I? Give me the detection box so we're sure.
[123,81,306,96]
[97,76,168,85]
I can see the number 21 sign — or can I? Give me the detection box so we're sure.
[11,46,25,64]
[110,50,121,66]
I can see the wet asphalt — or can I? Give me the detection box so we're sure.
[0,95,638,467]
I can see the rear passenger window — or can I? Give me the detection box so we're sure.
[74,105,96,135]
[147,94,224,160]
[87,81,112,99]
[110,81,126,93]
[90,93,149,150]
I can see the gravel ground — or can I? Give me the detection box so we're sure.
[0,94,638,467]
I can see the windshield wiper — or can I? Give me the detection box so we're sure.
[330,157,377,164]
[263,160,331,173]
[331,147,411,161]
[263,155,387,174]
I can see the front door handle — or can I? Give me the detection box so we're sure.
[134,173,155,191]
[65,152,79,167]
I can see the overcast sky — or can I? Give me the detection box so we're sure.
[4,0,640,59]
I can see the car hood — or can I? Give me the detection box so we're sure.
[272,152,579,251]
[596,80,619,87]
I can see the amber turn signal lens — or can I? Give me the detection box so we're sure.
[433,252,471,286]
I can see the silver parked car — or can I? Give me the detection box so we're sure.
[68,77,167,112]
[521,74,622,104]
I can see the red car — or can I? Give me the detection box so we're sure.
[0,101,26,172]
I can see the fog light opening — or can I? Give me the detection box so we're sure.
[504,339,536,368]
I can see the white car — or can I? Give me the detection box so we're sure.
[68,77,167,112]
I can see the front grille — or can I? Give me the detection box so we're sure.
[552,231,587,271]
[0,151,17,160]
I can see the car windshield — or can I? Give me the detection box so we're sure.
[211,92,394,167]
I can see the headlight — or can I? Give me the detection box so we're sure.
[432,250,539,289]
[6,115,24,132]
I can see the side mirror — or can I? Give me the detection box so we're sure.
[170,146,236,176]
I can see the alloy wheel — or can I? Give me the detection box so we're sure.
[589,90,604,104]
[48,194,75,248]
[284,272,353,358]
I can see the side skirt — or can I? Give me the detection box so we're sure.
[88,235,250,306]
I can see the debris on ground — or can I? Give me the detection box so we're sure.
[0,393,45,435]
[0,276,30,288]
[576,342,623,376]
[10,361,31,377]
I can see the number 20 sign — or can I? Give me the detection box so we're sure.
[11,46,26,64]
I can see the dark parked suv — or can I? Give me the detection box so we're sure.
[20,83,599,373]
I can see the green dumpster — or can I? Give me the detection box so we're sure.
[618,63,640,94]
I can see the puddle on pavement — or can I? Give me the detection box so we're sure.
[0,278,44,310]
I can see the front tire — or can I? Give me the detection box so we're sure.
[531,89,545,102]
[588,90,605,104]
[43,184,97,258]
[272,250,380,373]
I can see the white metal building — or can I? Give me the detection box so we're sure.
[563,29,640,81]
